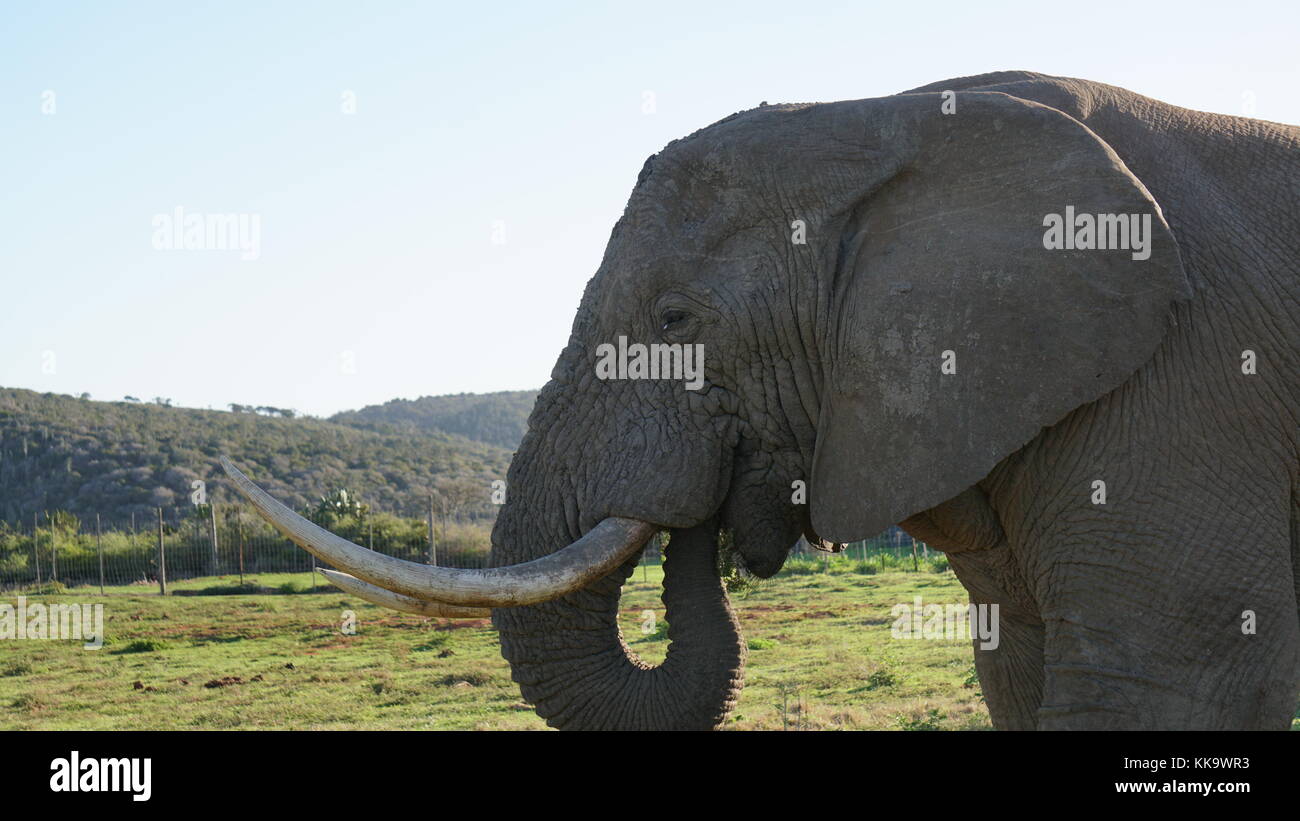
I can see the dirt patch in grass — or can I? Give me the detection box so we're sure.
[305,642,354,653]
[433,671,494,687]
[11,693,45,711]
[203,676,245,688]
[431,619,492,631]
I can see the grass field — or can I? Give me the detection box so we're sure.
[5,560,1290,730]
[0,557,993,730]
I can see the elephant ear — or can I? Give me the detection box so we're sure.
[809,91,1191,542]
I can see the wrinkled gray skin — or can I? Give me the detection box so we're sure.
[491,71,1300,730]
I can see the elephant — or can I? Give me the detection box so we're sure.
[224,71,1300,730]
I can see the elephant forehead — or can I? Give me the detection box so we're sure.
[597,180,768,292]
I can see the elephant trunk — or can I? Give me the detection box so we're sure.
[493,519,746,730]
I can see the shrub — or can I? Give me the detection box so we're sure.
[864,668,897,690]
[22,581,67,595]
[894,708,946,731]
[2,662,33,677]
[174,583,269,596]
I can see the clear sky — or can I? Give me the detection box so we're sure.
[3,1,1296,417]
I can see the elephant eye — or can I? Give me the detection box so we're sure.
[661,308,691,331]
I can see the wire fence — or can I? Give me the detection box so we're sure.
[784,530,942,572]
[0,507,932,595]
[0,504,497,594]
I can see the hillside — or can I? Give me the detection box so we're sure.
[330,390,538,450]
[0,388,512,525]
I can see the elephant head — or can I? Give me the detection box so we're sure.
[224,88,1188,730]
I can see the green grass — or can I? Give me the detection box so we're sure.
[12,571,333,597]
[3,563,1288,730]
[0,563,992,731]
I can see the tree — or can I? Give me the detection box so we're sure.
[44,509,80,535]
[314,489,369,524]
[432,476,484,524]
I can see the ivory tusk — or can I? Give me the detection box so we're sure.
[220,456,655,607]
[319,569,492,618]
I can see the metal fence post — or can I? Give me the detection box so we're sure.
[427,494,437,566]
[50,513,58,583]
[209,502,220,576]
[32,511,42,587]
[96,513,105,595]
[157,507,167,596]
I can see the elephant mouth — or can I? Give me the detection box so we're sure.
[733,543,780,579]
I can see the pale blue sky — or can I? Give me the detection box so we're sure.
[3,1,1296,417]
